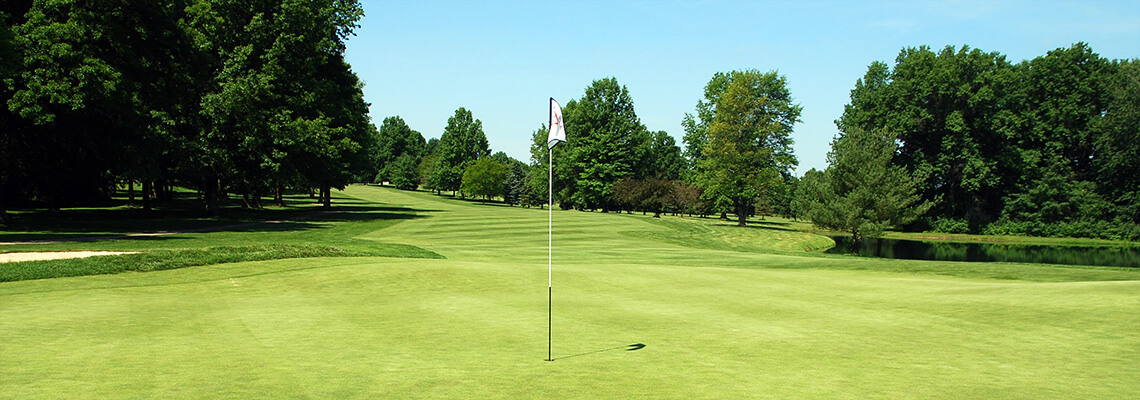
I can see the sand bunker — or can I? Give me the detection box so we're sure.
[0,251,138,263]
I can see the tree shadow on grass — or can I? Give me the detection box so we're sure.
[738,219,799,233]
[0,204,432,244]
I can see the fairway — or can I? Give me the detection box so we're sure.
[2,186,1138,399]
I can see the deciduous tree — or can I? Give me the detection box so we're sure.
[695,69,801,226]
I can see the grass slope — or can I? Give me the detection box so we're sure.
[1,185,1138,399]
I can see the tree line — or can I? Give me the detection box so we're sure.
[1,0,374,219]
[378,43,1138,243]
[3,3,1136,245]
[820,43,1139,241]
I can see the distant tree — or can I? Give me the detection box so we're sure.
[802,128,933,247]
[768,175,799,220]
[560,78,645,211]
[1094,59,1140,223]
[696,69,801,226]
[668,180,701,217]
[640,130,684,180]
[375,116,425,184]
[997,44,1115,227]
[682,72,732,175]
[418,152,442,193]
[526,123,555,208]
[490,152,528,206]
[838,45,1015,228]
[461,157,507,202]
[388,153,420,190]
[432,107,489,194]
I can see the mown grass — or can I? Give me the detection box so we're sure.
[1,185,1138,399]
[1,190,442,282]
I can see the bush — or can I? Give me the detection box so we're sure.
[930,218,970,234]
[983,219,1140,241]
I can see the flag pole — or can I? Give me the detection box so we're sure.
[546,143,554,362]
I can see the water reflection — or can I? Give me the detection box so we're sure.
[826,236,1140,268]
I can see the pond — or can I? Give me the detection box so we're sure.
[826,236,1140,268]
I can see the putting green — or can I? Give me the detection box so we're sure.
[1,186,1137,399]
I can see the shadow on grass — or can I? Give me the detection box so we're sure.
[554,343,647,361]
[738,219,798,233]
[0,203,433,244]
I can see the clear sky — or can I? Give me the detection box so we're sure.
[344,0,1140,175]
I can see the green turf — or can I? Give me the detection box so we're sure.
[1,185,1137,399]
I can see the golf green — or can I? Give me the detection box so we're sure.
[1,186,1137,399]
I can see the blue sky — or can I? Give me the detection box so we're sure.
[344,0,1140,175]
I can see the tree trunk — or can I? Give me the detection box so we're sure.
[735,198,749,227]
[321,186,332,209]
[204,175,220,217]
[142,180,152,212]
[128,181,135,205]
[274,185,284,207]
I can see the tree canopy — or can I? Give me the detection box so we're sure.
[691,69,801,226]
[1,0,376,215]
[838,43,1139,239]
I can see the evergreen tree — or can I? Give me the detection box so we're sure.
[802,128,933,246]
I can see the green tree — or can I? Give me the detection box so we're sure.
[682,72,732,175]
[695,70,801,226]
[802,128,933,246]
[998,44,1114,226]
[490,152,527,206]
[1093,59,1140,223]
[375,116,425,184]
[526,123,555,208]
[8,1,199,210]
[386,153,419,190]
[461,157,507,202]
[639,130,684,180]
[838,45,1015,228]
[188,0,369,212]
[432,107,489,194]
[560,78,646,211]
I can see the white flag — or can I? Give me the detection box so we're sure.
[548,98,566,149]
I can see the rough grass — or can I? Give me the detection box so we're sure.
[1,185,1138,399]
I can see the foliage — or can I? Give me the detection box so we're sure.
[839,43,1135,239]
[432,107,489,194]
[386,153,421,190]
[491,152,529,206]
[1093,59,1140,223]
[930,218,970,234]
[558,78,646,211]
[0,0,374,216]
[838,45,1014,227]
[460,156,507,201]
[693,69,801,226]
[374,116,425,185]
[801,128,933,246]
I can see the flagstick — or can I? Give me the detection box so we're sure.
[546,146,554,362]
